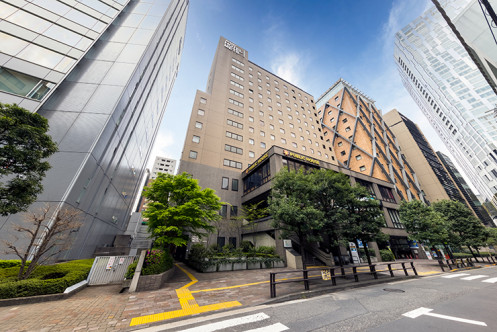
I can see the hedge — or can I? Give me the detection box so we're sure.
[0,259,93,299]
[380,249,395,262]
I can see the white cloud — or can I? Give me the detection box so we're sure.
[271,53,303,86]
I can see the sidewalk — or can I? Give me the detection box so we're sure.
[0,259,448,331]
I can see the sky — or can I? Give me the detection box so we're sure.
[149,0,446,173]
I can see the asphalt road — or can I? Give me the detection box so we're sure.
[140,266,497,332]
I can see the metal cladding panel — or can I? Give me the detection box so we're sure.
[82,84,123,115]
[36,152,87,202]
[65,59,113,84]
[57,113,108,153]
[87,256,137,285]
[41,110,80,143]
[41,82,98,113]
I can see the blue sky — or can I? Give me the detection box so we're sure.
[150,0,442,170]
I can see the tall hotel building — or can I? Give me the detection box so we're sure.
[180,37,423,260]
[0,0,188,259]
[395,0,497,208]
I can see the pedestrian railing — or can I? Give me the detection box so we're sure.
[438,255,497,272]
[269,261,417,298]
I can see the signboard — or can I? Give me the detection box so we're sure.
[283,239,292,248]
[243,152,268,175]
[224,39,246,58]
[283,150,320,166]
[106,256,116,270]
[349,242,360,264]
[118,257,125,265]
[408,240,419,249]
[321,269,331,281]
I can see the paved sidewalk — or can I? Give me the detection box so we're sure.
[0,259,451,331]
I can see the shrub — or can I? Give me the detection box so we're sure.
[0,260,29,269]
[256,246,276,255]
[0,259,93,299]
[240,241,254,252]
[125,262,137,279]
[141,249,173,276]
[380,249,395,262]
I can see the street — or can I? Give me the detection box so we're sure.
[142,265,497,331]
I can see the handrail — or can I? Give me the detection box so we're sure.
[269,261,417,298]
[437,255,497,272]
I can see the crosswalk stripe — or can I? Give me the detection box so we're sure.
[461,275,488,280]
[482,277,497,283]
[442,273,470,278]
[244,322,289,332]
[177,312,269,332]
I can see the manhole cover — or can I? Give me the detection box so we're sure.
[383,288,405,293]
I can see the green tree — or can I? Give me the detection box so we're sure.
[143,173,221,252]
[485,227,497,251]
[399,200,449,247]
[269,169,324,267]
[432,200,487,259]
[311,169,354,266]
[343,184,385,265]
[0,103,58,215]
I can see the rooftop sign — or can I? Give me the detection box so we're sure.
[283,150,320,166]
[224,39,246,58]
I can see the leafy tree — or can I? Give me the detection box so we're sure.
[269,169,324,267]
[485,227,497,250]
[3,204,81,280]
[432,200,487,259]
[238,201,268,247]
[0,103,58,215]
[311,169,354,265]
[143,173,221,252]
[399,200,449,247]
[343,184,385,265]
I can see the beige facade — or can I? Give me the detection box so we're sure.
[316,80,424,203]
[181,37,338,173]
[384,110,451,203]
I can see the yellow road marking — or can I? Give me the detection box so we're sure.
[176,263,198,289]
[418,271,440,276]
[129,263,241,327]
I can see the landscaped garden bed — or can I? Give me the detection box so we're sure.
[0,259,94,299]
[187,243,284,273]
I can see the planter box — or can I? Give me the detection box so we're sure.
[232,262,247,270]
[217,263,232,271]
[135,266,176,292]
[272,260,285,268]
[247,261,261,270]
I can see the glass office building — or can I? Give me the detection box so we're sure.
[0,0,188,259]
[395,0,497,208]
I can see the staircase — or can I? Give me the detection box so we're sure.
[289,236,335,267]
[124,212,153,255]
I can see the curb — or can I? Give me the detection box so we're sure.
[0,280,88,307]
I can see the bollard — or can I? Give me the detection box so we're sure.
[330,268,336,286]
[353,266,359,282]
[370,264,378,279]
[388,263,394,277]
[401,262,409,276]
[303,269,309,291]
[438,259,445,272]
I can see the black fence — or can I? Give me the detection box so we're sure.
[438,255,497,272]
[269,262,417,298]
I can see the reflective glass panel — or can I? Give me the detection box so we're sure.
[0,32,28,56]
[7,10,51,33]
[44,25,83,47]
[17,44,64,69]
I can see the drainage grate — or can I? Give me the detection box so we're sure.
[383,288,405,293]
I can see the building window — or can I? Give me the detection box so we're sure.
[223,159,242,169]
[192,135,200,143]
[249,138,254,145]
[195,121,202,129]
[226,131,243,141]
[345,126,351,132]
[228,108,243,118]
[227,119,243,129]
[337,141,343,147]
[359,165,366,172]
[356,155,362,160]
[221,177,229,190]
[260,142,266,148]
[378,185,396,203]
[189,151,197,159]
[232,179,239,191]
[220,205,228,218]
[225,144,243,154]
[200,98,206,104]
[198,109,205,115]
[388,209,404,229]
[249,151,255,158]
[230,205,238,218]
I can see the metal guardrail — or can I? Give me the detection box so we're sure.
[87,255,137,285]
[269,261,417,298]
[437,255,497,272]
